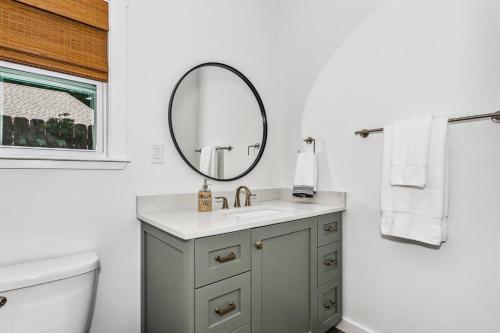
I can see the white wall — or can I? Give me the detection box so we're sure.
[277,0,500,332]
[275,0,388,185]
[0,1,281,333]
[126,0,281,193]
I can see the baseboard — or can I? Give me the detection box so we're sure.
[337,318,376,333]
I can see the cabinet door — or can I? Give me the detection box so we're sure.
[142,225,194,333]
[251,218,318,333]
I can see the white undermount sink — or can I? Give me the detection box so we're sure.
[226,206,298,218]
[228,209,283,218]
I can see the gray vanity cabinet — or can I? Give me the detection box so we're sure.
[141,212,342,333]
[142,227,195,333]
[251,218,317,333]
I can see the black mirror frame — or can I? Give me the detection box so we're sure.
[168,62,268,182]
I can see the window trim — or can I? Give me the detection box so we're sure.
[0,0,129,170]
[0,60,107,160]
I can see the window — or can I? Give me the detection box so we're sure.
[0,0,128,169]
[0,62,105,159]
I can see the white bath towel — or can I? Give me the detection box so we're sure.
[381,117,450,246]
[199,146,219,178]
[390,116,433,188]
[293,151,317,198]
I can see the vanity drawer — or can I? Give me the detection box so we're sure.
[230,323,251,333]
[317,241,342,286]
[195,272,251,333]
[195,230,251,288]
[317,277,342,333]
[318,213,342,247]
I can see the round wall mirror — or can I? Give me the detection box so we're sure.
[169,63,267,181]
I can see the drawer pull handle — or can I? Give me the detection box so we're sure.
[324,222,338,233]
[323,259,338,267]
[215,301,236,316]
[255,241,263,250]
[0,296,6,308]
[323,300,337,309]
[215,252,236,263]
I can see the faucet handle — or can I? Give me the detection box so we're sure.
[215,196,229,210]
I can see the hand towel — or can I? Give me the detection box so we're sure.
[390,116,433,188]
[381,116,449,246]
[293,151,317,198]
[199,146,219,178]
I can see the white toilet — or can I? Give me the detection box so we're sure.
[0,252,100,333]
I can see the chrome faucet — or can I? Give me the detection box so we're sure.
[234,186,255,208]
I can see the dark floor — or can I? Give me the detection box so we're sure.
[326,328,344,333]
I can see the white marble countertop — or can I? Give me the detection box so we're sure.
[138,200,345,240]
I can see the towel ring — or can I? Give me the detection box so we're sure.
[299,137,316,153]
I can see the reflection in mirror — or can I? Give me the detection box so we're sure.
[169,63,267,181]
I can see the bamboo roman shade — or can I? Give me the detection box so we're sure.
[0,0,109,81]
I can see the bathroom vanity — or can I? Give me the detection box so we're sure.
[138,191,345,333]
[142,62,344,333]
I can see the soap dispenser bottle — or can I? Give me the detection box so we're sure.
[198,179,212,212]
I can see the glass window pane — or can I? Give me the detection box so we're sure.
[0,67,97,150]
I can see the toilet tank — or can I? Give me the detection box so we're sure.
[0,252,100,333]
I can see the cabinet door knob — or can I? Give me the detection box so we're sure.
[215,301,236,316]
[255,241,263,249]
[0,296,7,308]
[215,252,236,263]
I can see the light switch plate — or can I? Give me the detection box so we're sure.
[151,144,165,164]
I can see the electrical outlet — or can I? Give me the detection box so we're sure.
[151,144,165,164]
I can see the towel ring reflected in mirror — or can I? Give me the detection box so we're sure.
[168,62,268,181]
